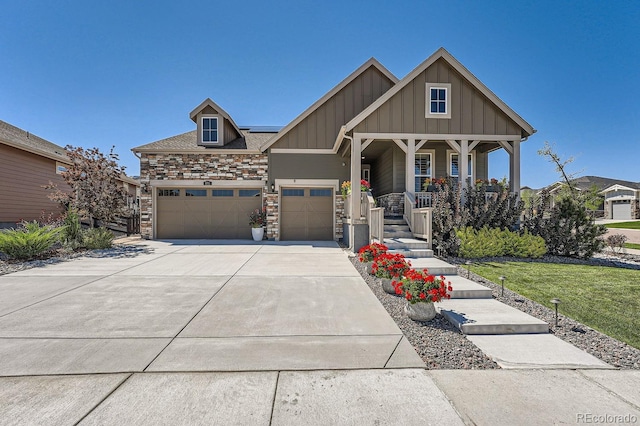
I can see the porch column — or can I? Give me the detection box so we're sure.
[405,139,416,193]
[511,140,521,195]
[459,139,469,189]
[350,135,362,218]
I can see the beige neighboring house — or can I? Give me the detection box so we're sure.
[133,47,535,246]
[0,120,140,228]
[601,181,640,220]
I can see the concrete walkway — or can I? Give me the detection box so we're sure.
[1,240,639,425]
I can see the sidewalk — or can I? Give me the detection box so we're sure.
[0,240,639,425]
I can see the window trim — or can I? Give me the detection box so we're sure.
[56,162,68,175]
[200,115,221,145]
[447,151,475,183]
[415,150,435,192]
[425,83,452,119]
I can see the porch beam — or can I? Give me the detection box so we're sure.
[350,136,362,219]
[361,138,374,152]
[393,139,407,154]
[446,139,461,153]
[406,139,416,193]
[459,140,469,189]
[498,140,513,155]
[355,132,522,141]
[511,140,521,195]
[416,139,428,150]
[468,140,480,151]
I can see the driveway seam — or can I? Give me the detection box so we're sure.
[72,372,133,425]
[268,371,280,426]
[0,248,183,318]
[141,246,264,372]
[577,370,640,411]
[383,336,405,368]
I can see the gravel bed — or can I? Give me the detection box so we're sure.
[349,256,499,370]
[449,254,640,370]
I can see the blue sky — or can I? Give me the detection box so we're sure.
[1,1,638,188]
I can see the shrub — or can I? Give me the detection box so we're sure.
[62,208,84,250]
[522,196,606,258]
[82,227,114,250]
[358,242,388,262]
[430,178,524,256]
[456,227,546,258]
[606,234,628,254]
[371,253,411,279]
[0,221,64,260]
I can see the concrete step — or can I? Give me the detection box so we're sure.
[383,238,430,250]
[388,249,434,258]
[406,257,458,276]
[443,275,493,299]
[384,231,415,239]
[467,334,613,369]
[437,299,550,335]
[383,218,406,225]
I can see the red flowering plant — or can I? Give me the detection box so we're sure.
[393,269,453,304]
[358,242,388,263]
[248,208,266,228]
[341,179,371,197]
[371,253,411,279]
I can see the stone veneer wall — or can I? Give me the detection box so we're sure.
[335,194,344,240]
[265,193,279,240]
[139,153,268,238]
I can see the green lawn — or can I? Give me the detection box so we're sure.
[606,221,640,230]
[471,261,640,349]
[625,243,640,250]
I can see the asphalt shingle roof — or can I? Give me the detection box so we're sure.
[0,120,67,160]
[133,130,274,152]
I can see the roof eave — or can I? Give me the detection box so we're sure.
[0,139,70,164]
[260,58,399,152]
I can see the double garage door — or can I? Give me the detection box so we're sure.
[156,186,335,240]
[156,188,261,239]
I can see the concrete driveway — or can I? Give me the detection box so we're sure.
[1,240,639,425]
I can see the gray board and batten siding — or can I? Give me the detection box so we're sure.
[269,66,395,150]
[353,58,523,137]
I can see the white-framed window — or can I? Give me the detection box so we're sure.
[448,152,475,184]
[425,83,452,119]
[201,116,219,144]
[56,162,68,174]
[415,152,433,191]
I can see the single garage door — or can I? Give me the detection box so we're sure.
[612,200,632,220]
[280,188,333,240]
[156,188,262,239]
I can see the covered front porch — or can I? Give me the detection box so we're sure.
[342,132,522,250]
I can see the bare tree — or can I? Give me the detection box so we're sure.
[48,146,131,228]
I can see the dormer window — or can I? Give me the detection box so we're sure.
[425,82,452,119]
[202,117,219,144]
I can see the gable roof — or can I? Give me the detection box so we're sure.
[189,98,243,137]
[0,119,68,162]
[259,58,398,152]
[541,176,640,193]
[344,47,535,138]
[133,129,273,153]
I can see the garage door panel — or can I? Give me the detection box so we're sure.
[157,188,261,239]
[280,188,333,241]
[612,201,632,220]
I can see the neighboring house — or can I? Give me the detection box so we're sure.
[133,47,535,244]
[0,120,140,228]
[601,181,640,220]
[539,176,640,219]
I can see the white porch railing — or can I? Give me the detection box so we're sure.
[343,192,370,220]
[365,193,384,241]
[404,192,433,248]
[415,191,433,208]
